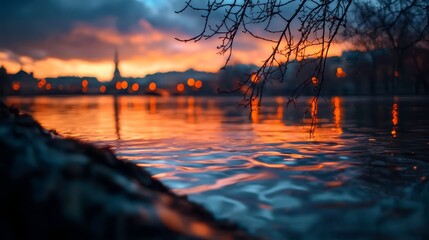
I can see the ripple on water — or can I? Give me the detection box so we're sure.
[6,96,429,239]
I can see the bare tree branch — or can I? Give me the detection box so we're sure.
[177,0,352,135]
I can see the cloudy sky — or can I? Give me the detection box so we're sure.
[0,0,346,81]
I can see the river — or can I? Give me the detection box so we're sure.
[5,95,429,239]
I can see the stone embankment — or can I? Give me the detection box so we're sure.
[0,101,255,239]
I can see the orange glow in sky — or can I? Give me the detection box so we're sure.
[0,20,348,81]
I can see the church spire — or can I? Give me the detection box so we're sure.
[112,48,121,82]
[114,48,119,71]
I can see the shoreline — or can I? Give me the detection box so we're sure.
[0,101,256,239]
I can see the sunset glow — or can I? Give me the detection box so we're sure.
[2,1,428,238]
[0,0,348,81]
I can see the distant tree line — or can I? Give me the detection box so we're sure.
[178,0,429,98]
[343,0,429,94]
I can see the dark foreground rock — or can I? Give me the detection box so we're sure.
[0,102,255,240]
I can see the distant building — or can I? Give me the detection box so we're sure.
[46,76,101,94]
[110,48,123,94]
[7,69,38,95]
[112,48,121,82]
[0,65,8,97]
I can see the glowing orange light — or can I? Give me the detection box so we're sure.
[392,103,398,125]
[195,80,203,89]
[115,81,121,90]
[177,83,185,92]
[46,83,52,90]
[12,82,20,91]
[336,67,347,78]
[38,79,46,88]
[82,87,88,93]
[121,81,128,89]
[391,103,398,137]
[99,85,106,93]
[187,78,195,87]
[394,70,399,78]
[149,82,157,91]
[81,79,88,88]
[333,97,343,134]
[312,77,318,85]
[132,83,139,91]
[250,73,259,83]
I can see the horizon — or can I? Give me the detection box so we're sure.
[2,52,356,82]
[0,0,347,81]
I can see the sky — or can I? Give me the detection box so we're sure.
[0,0,346,81]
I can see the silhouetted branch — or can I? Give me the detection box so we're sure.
[343,0,429,93]
[177,0,352,135]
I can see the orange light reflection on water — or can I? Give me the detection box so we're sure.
[391,102,399,137]
[174,172,272,195]
[5,96,350,195]
[333,97,343,134]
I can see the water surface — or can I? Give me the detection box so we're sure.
[6,96,429,239]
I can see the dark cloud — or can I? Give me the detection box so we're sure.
[0,0,294,64]
[0,0,201,61]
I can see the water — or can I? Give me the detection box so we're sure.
[5,96,429,239]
